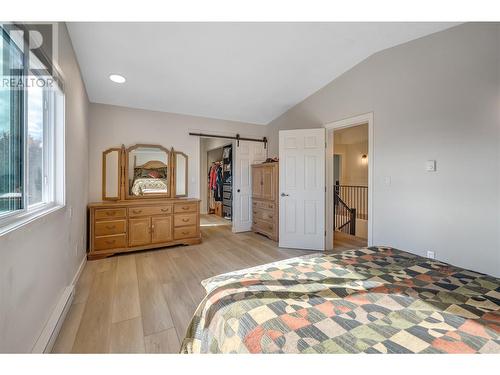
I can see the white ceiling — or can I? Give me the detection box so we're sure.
[67,22,457,125]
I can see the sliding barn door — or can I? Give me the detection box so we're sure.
[279,129,326,250]
[233,141,266,233]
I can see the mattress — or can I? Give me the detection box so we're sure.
[181,247,500,353]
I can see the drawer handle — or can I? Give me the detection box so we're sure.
[161,208,169,212]
[106,211,117,216]
[253,221,257,224]
[182,206,190,210]
[105,239,116,245]
[132,209,143,214]
[105,225,116,230]
[181,231,190,235]
[182,218,190,222]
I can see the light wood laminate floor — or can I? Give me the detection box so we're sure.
[52,215,363,353]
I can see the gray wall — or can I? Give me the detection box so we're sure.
[266,23,500,277]
[88,103,266,203]
[0,23,90,352]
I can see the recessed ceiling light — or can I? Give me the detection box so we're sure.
[109,74,126,83]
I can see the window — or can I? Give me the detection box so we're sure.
[0,26,64,232]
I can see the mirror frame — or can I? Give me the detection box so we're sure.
[102,147,122,201]
[125,144,172,200]
[173,149,189,197]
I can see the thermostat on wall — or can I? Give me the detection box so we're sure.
[426,160,436,172]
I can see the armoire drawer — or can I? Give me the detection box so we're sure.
[94,234,127,251]
[252,219,275,235]
[94,208,127,220]
[253,200,275,211]
[174,202,198,213]
[129,205,172,217]
[174,213,197,227]
[94,219,126,236]
[253,209,275,223]
[174,226,198,240]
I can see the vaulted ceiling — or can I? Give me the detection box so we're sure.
[68,22,457,124]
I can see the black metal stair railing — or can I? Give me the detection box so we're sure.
[333,184,367,236]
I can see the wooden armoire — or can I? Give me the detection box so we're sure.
[251,162,279,241]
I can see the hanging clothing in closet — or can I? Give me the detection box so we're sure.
[208,162,224,210]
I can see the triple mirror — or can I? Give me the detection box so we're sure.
[102,144,188,200]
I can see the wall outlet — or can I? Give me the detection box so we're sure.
[426,251,435,259]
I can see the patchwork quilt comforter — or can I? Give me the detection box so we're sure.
[181,247,500,353]
[131,178,168,196]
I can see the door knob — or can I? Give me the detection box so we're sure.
[281,193,289,197]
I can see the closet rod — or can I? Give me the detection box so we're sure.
[189,132,267,148]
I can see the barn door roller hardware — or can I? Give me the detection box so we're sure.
[189,132,268,149]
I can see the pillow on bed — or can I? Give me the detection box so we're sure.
[135,167,168,179]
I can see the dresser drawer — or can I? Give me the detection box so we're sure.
[253,200,275,211]
[174,213,197,227]
[129,205,172,217]
[94,208,127,220]
[253,209,275,223]
[94,220,126,236]
[94,234,127,251]
[174,202,198,213]
[174,226,198,240]
[253,218,275,234]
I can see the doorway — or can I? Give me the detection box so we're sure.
[199,137,267,232]
[199,138,234,227]
[325,113,373,251]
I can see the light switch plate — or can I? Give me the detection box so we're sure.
[426,160,436,172]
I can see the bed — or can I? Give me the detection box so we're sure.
[130,160,168,196]
[181,246,500,353]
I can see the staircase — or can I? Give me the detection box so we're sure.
[334,184,367,236]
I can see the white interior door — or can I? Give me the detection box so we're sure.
[279,129,326,250]
[233,141,266,232]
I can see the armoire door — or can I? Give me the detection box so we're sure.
[261,166,275,201]
[252,166,263,199]
[151,216,172,244]
[129,217,151,247]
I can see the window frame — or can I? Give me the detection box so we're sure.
[0,26,65,235]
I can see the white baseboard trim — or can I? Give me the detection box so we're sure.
[31,256,86,353]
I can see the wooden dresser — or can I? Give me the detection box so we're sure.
[251,162,279,241]
[88,199,201,259]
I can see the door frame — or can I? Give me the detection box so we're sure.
[324,112,374,250]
